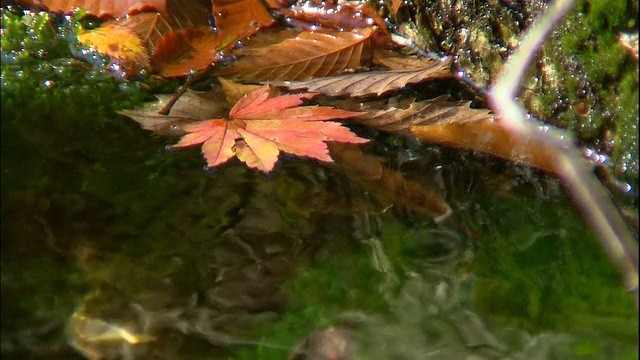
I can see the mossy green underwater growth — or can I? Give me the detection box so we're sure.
[541,0,639,187]
[1,8,152,116]
[473,196,638,343]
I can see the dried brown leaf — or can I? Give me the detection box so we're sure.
[213,28,377,81]
[280,57,452,97]
[372,49,438,70]
[218,77,262,104]
[117,87,230,136]
[356,95,492,133]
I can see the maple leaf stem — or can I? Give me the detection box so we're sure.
[158,70,208,115]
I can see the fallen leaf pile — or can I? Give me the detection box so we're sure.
[31,0,565,184]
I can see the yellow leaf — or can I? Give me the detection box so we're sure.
[78,21,150,71]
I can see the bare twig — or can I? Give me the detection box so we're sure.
[488,0,639,306]
[158,71,207,115]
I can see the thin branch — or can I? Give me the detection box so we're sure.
[488,0,639,307]
[158,71,207,115]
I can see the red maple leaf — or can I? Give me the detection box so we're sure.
[172,84,368,172]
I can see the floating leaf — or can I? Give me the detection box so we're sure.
[77,20,150,76]
[212,0,276,41]
[353,96,559,172]
[118,87,230,136]
[410,119,559,173]
[279,57,452,97]
[42,0,167,19]
[355,95,492,133]
[172,84,368,172]
[279,0,392,47]
[213,28,377,81]
[218,77,262,104]
[116,12,173,55]
[151,29,226,77]
[372,49,438,70]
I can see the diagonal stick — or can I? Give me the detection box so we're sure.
[488,0,639,307]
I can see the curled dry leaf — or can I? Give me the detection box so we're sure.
[279,57,452,97]
[172,84,368,172]
[213,28,377,81]
[42,0,167,19]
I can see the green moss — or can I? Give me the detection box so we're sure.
[1,8,154,123]
[541,0,638,184]
[473,196,637,341]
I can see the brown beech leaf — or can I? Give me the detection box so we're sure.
[118,87,230,136]
[172,84,368,172]
[213,28,377,81]
[328,143,451,221]
[212,0,276,42]
[42,0,167,19]
[279,57,452,97]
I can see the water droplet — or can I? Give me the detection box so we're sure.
[204,166,217,176]
[43,79,56,89]
[169,124,181,133]
[164,144,177,153]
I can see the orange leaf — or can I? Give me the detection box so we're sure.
[280,0,392,47]
[172,84,368,172]
[212,0,276,41]
[77,20,150,77]
[151,29,224,77]
[410,119,559,174]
